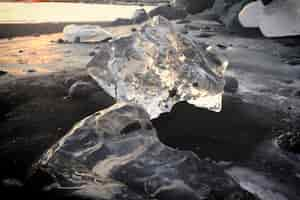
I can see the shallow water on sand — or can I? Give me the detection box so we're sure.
[0,25,136,78]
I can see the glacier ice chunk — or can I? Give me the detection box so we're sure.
[87,16,228,118]
[63,24,112,43]
[31,103,254,200]
[239,1,263,28]
[239,0,300,37]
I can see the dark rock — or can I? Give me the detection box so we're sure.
[294,90,300,98]
[74,36,81,43]
[0,70,7,76]
[30,103,259,200]
[261,0,273,6]
[281,79,294,84]
[18,50,24,53]
[202,25,212,31]
[89,51,96,57]
[148,5,187,20]
[224,76,239,93]
[57,38,65,44]
[176,19,191,24]
[63,77,76,86]
[168,88,177,98]
[68,80,97,98]
[278,38,300,47]
[27,69,36,73]
[132,8,149,24]
[100,36,112,43]
[286,59,300,66]
[277,132,300,154]
[88,90,116,107]
[120,121,142,135]
[217,44,227,49]
[192,82,199,87]
[195,33,215,38]
[111,18,133,26]
[33,33,40,37]
[172,0,215,14]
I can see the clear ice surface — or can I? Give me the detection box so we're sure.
[87,16,228,118]
[34,103,250,199]
[239,0,300,37]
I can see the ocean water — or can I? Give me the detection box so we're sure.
[0,2,154,23]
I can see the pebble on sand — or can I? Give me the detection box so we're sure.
[0,70,8,76]
[68,80,97,99]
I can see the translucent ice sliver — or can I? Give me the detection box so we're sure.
[63,24,112,43]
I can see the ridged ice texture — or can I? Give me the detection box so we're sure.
[33,103,254,200]
[87,16,228,118]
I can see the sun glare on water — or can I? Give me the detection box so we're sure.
[0,2,154,23]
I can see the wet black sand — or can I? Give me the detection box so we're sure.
[0,70,114,183]
[0,70,295,199]
[0,71,285,199]
[154,96,277,162]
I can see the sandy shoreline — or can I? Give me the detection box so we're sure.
[0,22,116,38]
[0,2,156,38]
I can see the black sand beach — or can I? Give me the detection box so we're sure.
[1,2,300,199]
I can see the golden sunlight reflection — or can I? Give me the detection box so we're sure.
[0,33,93,77]
[0,33,62,65]
[4,66,53,76]
[0,2,154,23]
[0,2,153,77]
[0,25,138,78]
